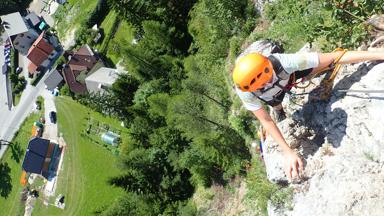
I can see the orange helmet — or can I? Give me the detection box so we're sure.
[233,53,273,92]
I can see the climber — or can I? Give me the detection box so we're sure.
[233,50,384,181]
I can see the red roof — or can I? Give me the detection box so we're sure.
[27,32,54,74]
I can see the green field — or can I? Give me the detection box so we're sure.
[32,97,125,215]
[95,10,117,52]
[106,21,136,65]
[0,112,42,215]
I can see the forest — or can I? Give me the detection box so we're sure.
[86,0,258,215]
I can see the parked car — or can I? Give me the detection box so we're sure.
[16,67,23,74]
[49,111,57,124]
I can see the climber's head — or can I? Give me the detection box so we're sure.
[233,53,273,92]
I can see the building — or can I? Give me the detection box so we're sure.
[44,69,63,90]
[25,12,42,30]
[22,137,62,180]
[0,12,28,37]
[13,29,40,56]
[85,67,120,94]
[62,45,100,94]
[27,31,55,75]
[1,12,42,55]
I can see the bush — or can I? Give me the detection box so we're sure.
[60,84,73,97]
[13,76,26,94]
[262,0,384,51]
[74,26,98,47]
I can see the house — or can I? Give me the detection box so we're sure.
[27,31,56,75]
[85,67,120,94]
[13,29,40,56]
[1,12,41,55]
[25,12,42,30]
[0,12,53,56]
[44,69,63,90]
[0,12,28,37]
[62,45,101,94]
[22,137,62,179]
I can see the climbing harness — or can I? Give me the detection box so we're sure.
[288,48,348,100]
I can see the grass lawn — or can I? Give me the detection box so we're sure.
[32,96,125,215]
[0,111,43,215]
[95,10,117,52]
[106,21,136,65]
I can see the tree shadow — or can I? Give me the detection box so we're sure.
[0,162,12,198]
[10,142,24,163]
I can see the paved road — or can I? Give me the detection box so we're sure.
[0,70,52,159]
[42,89,58,141]
[0,1,61,159]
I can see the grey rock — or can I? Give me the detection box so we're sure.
[367,14,384,31]
[262,60,384,215]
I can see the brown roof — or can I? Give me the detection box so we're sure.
[76,45,94,56]
[69,64,87,72]
[63,66,88,94]
[62,45,99,94]
[27,32,54,74]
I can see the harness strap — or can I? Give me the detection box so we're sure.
[252,56,293,106]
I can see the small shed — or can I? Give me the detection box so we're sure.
[101,131,120,146]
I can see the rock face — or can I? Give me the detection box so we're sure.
[263,60,384,215]
[368,14,384,31]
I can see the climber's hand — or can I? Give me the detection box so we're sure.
[284,150,304,182]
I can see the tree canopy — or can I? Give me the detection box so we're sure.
[85,0,258,214]
[0,0,32,16]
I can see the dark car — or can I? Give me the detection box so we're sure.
[49,111,57,124]
[16,67,23,74]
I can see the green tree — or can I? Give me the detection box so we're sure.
[99,192,160,216]
[0,0,32,16]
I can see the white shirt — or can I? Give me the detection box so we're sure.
[235,53,319,111]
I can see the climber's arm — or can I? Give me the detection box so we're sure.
[252,108,303,180]
[312,51,384,74]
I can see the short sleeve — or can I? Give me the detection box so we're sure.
[235,88,263,111]
[272,53,319,74]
